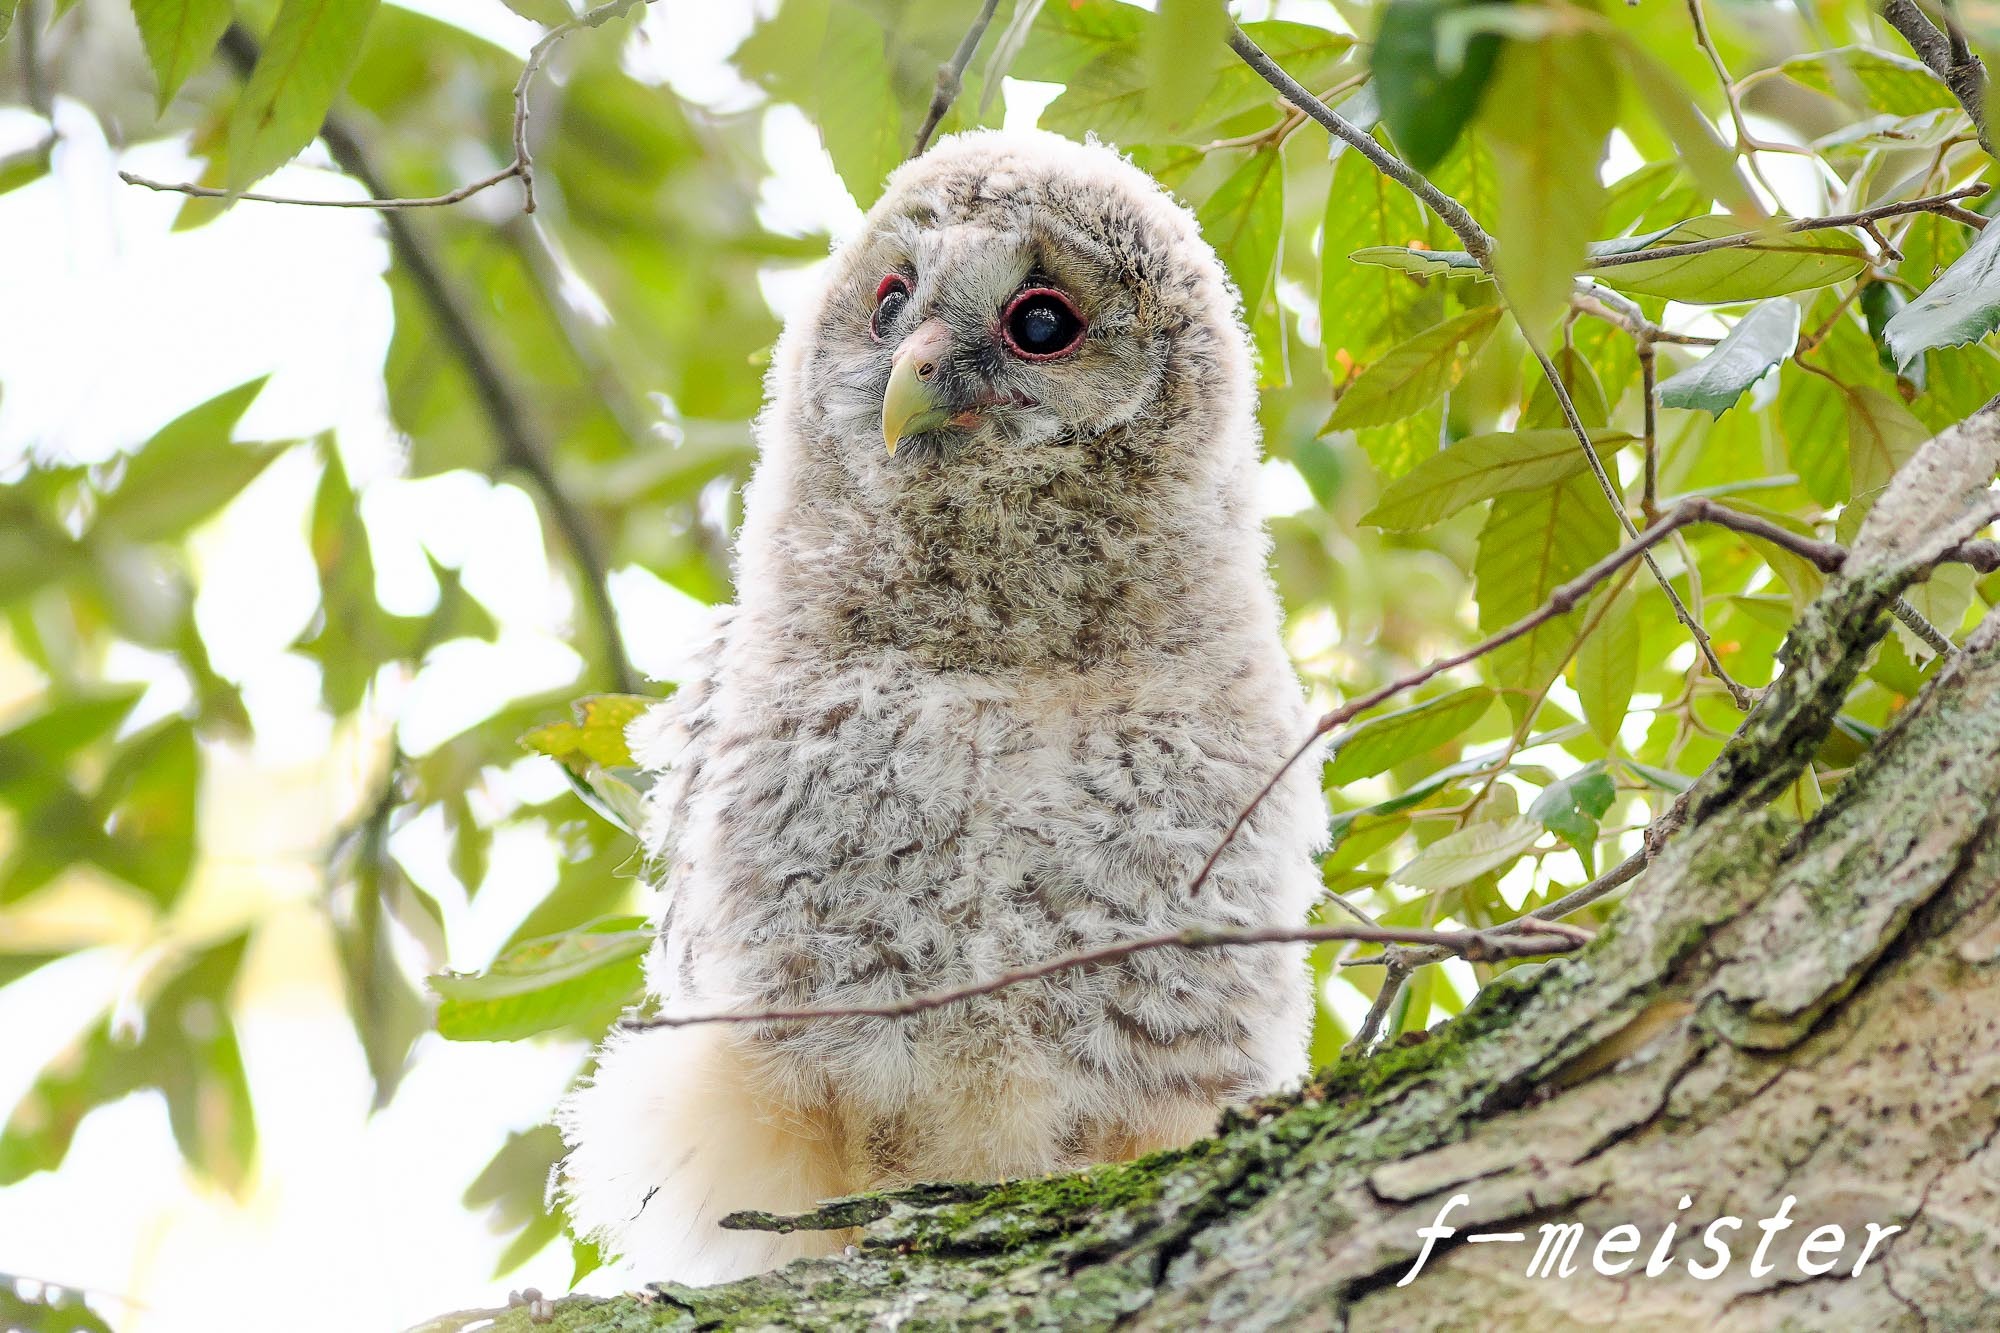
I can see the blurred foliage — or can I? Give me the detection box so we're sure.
[5,0,2000,1312]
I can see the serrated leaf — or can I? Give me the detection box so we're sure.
[1145,0,1230,133]
[1658,301,1802,417]
[1328,687,1495,785]
[92,378,280,544]
[430,918,650,1042]
[132,0,235,113]
[1479,33,1615,338]
[1391,816,1541,892]
[1882,215,2000,368]
[1592,217,1867,303]
[1323,134,1431,369]
[1373,0,1506,172]
[226,0,383,190]
[1575,571,1639,746]
[1330,306,1501,430]
[1362,427,1631,530]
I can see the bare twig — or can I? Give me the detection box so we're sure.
[1684,0,1797,200]
[1880,0,1994,157]
[913,0,1002,158]
[211,26,638,692]
[1640,339,1661,521]
[1587,185,1990,270]
[121,0,648,214]
[1345,962,1411,1054]
[621,921,1588,1033]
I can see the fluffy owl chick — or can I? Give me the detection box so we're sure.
[558,129,1327,1284]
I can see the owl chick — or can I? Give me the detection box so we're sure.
[558,129,1327,1284]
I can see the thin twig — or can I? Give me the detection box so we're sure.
[1684,0,1793,199]
[913,0,1002,157]
[621,922,1588,1032]
[213,26,639,692]
[121,0,648,214]
[1640,340,1660,521]
[1345,962,1411,1054]
[1586,185,1990,270]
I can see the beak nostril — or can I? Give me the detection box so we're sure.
[917,361,936,379]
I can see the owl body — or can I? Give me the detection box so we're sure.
[560,130,1326,1284]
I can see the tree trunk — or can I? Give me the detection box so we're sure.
[446,415,2000,1333]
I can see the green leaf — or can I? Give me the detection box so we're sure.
[1882,216,2000,368]
[1528,761,1615,872]
[1328,687,1495,785]
[1329,306,1502,430]
[0,1278,116,1333]
[1391,816,1541,892]
[1373,0,1506,171]
[1022,11,1352,145]
[132,0,235,113]
[1475,472,1622,722]
[1575,571,1640,746]
[1322,132,1431,370]
[1479,33,1616,338]
[1780,47,1956,117]
[430,918,651,1042]
[1362,427,1631,530]
[1198,147,1284,338]
[1657,300,1802,417]
[1778,362,1850,506]
[1845,384,1929,504]
[1616,35,1759,220]
[522,694,652,771]
[92,378,280,544]
[226,0,382,190]
[1144,0,1231,134]
[1592,218,1868,303]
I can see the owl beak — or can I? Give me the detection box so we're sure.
[882,319,955,456]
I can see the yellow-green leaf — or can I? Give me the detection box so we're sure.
[226,0,382,191]
[133,0,236,114]
[1574,569,1640,746]
[1329,687,1496,785]
[1363,427,1632,530]
[430,918,650,1042]
[1329,306,1502,430]
[1479,33,1616,340]
[1592,219,1867,304]
[1392,816,1541,892]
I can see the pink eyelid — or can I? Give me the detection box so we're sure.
[874,273,911,304]
[1000,287,1087,359]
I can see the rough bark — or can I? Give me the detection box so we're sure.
[441,414,2000,1333]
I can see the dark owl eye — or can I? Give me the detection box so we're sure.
[871,273,912,342]
[1001,288,1086,360]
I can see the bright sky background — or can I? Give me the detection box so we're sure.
[0,0,1806,1327]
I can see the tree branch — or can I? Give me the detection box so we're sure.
[1585,185,1990,270]
[912,0,1002,158]
[1881,0,1994,157]
[214,25,639,693]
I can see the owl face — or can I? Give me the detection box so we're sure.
[792,131,1249,472]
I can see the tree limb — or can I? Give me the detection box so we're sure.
[1881,0,1994,156]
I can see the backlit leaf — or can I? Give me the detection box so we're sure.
[1362,427,1631,530]
[227,0,382,190]
[1328,687,1496,785]
[431,918,651,1042]
[1392,817,1541,892]
[1592,218,1867,303]
[132,0,235,113]
[1373,0,1506,171]
[1329,306,1502,430]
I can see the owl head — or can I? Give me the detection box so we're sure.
[739,130,1274,669]
[780,129,1256,474]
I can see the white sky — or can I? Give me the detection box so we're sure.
[0,3,1345,1327]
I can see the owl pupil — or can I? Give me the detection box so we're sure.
[1006,293,1082,357]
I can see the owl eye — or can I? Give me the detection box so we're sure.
[1001,288,1085,360]
[871,273,912,342]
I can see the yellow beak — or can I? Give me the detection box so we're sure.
[882,321,954,455]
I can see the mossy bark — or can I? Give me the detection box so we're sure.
[443,415,2000,1333]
